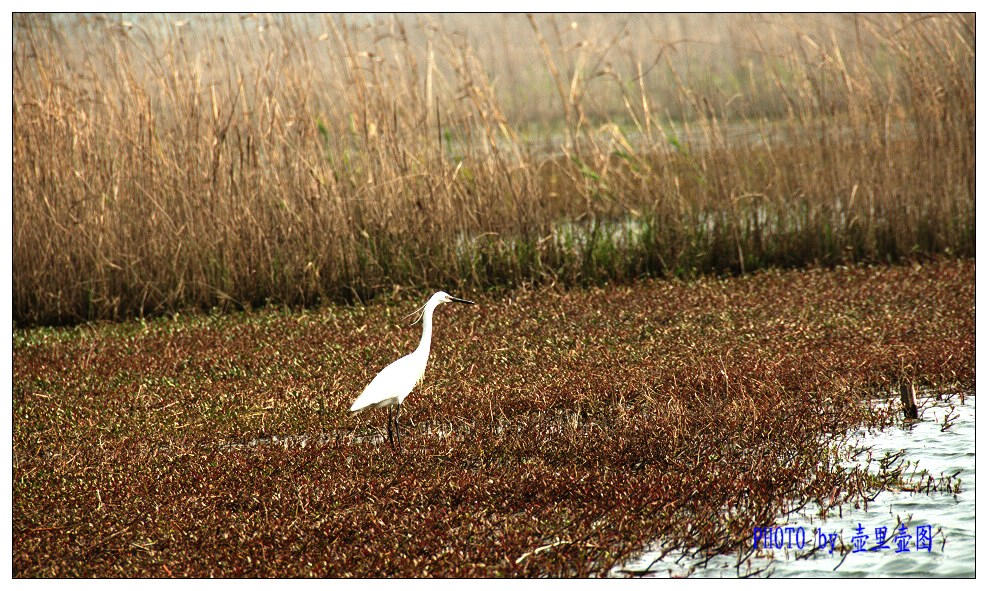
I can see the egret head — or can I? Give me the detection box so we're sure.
[434,291,475,306]
[405,291,475,325]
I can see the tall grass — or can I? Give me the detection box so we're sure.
[13,14,974,325]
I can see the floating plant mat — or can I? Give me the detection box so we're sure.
[14,260,973,576]
[614,394,975,578]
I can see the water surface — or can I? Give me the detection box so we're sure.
[616,395,975,577]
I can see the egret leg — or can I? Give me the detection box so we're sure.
[395,404,401,446]
[388,406,395,447]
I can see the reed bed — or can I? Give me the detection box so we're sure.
[12,259,974,576]
[13,14,974,326]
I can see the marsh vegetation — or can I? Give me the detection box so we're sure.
[13,14,974,325]
[13,260,974,576]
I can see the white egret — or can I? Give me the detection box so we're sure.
[349,291,475,446]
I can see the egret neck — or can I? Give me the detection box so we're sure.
[414,298,440,362]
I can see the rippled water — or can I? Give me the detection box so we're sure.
[615,395,975,578]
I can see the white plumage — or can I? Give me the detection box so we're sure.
[350,291,474,446]
[349,350,427,412]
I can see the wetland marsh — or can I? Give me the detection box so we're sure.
[12,13,974,577]
[13,260,974,576]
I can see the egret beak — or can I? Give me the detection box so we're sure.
[449,296,475,305]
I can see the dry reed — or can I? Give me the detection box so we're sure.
[13,14,974,325]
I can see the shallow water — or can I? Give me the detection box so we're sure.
[219,409,585,451]
[615,395,975,578]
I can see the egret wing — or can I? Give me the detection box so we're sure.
[349,353,423,412]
